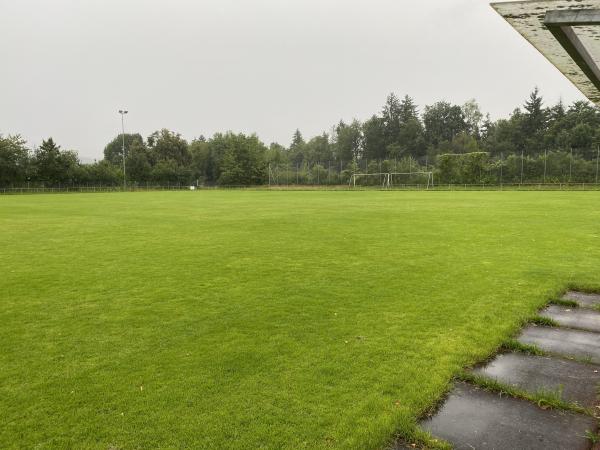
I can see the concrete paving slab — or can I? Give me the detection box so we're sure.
[421,382,597,450]
[472,352,600,408]
[565,291,600,309]
[541,305,600,333]
[518,325,600,364]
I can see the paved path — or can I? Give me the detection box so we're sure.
[400,291,600,449]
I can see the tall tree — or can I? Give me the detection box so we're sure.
[523,87,546,135]
[34,138,80,186]
[480,114,494,142]
[362,115,387,160]
[305,133,333,163]
[147,129,190,166]
[189,138,214,183]
[218,133,267,185]
[289,129,306,164]
[87,160,121,185]
[522,88,547,154]
[462,99,483,138]
[335,120,363,162]
[548,99,566,123]
[382,93,402,146]
[0,134,29,186]
[103,133,144,165]
[126,139,152,182]
[423,101,467,149]
[265,142,287,166]
[398,95,419,125]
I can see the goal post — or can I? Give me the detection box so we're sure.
[349,171,434,189]
[348,173,391,188]
[388,171,434,189]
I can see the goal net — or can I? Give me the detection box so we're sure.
[348,173,390,188]
[388,172,434,189]
[349,172,434,189]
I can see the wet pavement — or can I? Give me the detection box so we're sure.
[518,325,600,364]
[472,352,600,408]
[408,292,600,449]
[564,291,600,309]
[541,305,600,333]
[421,382,597,450]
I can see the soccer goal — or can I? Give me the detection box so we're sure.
[388,172,434,189]
[349,171,434,189]
[348,173,390,188]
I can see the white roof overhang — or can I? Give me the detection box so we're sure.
[492,0,600,104]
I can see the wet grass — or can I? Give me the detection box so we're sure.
[1,191,600,449]
[529,316,560,327]
[456,372,590,416]
[550,298,579,308]
[501,339,546,356]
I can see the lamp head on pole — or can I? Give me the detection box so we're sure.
[118,110,128,115]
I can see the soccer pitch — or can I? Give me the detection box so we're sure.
[1,191,599,449]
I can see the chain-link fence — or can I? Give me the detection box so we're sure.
[267,152,600,188]
[3,153,600,193]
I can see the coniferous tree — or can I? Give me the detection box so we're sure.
[289,129,306,165]
[523,87,546,135]
[522,87,547,154]
[34,138,80,186]
[382,93,402,147]
[398,95,419,125]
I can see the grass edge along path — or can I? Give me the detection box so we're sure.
[399,288,600,450]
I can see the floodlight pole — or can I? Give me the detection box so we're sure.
[118,109,128,190]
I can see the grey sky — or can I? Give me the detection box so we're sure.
[0,0,587,161]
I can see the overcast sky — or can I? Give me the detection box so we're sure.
[0,0,588,161]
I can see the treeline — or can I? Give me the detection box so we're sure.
[2,88,600,187]
[0,131,268,187]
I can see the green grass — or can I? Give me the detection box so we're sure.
[500,339,546,356]
[549,298,579,307]
[1,191,600,449]
[528,316,560,327]
[456,371,589,416]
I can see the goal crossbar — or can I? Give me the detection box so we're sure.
[349,173,391,188]
[350,171,434,189]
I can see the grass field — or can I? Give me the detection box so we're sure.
[1,191,600,449]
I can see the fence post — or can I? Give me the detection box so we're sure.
[569,146,573,182]
[520,150,524,185]
[596,145,599,184]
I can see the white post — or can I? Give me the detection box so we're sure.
[118,109,128,191]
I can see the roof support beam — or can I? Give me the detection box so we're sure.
[544,9,600,93]
[544,9,600,26]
